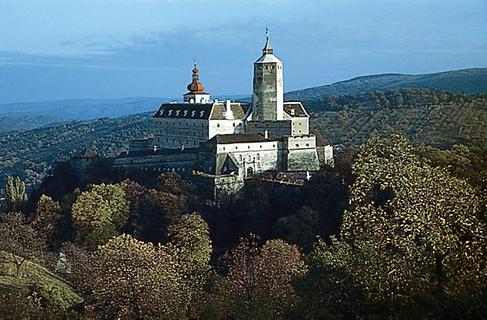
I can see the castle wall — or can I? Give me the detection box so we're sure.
[154,118,209,149]
[291,117,309,135]
[280,135,320,171]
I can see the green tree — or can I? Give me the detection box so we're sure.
[296,238,363,319]
[1,176,28,212]
[71,183,129,249]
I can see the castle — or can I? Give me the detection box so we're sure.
[112,33,333,198]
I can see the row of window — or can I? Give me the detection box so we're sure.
[158,109,206,118]
[221,143,276,151]
[158,121,205,127]
[157,130,206,137]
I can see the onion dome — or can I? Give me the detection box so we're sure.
[187,62,206,93]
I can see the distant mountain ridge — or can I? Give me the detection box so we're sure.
[0,97,168,120]
[285,68,487,101]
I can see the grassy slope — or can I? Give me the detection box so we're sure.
[0,252,83,311]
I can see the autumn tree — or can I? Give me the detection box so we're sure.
[32,195,62,247]
[0,212,45,276]
[131,188,186,243]
[332,135,487,313]
[167,213,212,318]
[71,183,129,249]
[86,234,185,319]
[214,236,306,319]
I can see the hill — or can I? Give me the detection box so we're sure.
[0,89,485,190]
[311,89,487,147]
[0,113,153,188]
[0,252,83,314]
[286,68,487,110]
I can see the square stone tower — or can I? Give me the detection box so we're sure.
[252,32,284,121]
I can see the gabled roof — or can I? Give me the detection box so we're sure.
[153,102,249,120]
[210,103,249,120]
[154,103,213,119]
[283,102,309,118]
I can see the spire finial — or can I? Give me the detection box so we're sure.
[193,58,197,68]
[262,28,273,55]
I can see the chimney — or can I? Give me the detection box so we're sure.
[225,100,234,120]
[264,130,269,139]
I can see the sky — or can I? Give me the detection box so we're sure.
[0,0,486,103]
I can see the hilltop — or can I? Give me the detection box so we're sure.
[285,68,487,110]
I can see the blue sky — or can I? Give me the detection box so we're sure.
[0,0,486,103]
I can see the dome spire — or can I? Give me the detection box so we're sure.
[187,60,205,93]
[262,28,273,55]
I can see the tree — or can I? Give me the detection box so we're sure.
[1,176,28,213]
[167,213,212,318]
[295,238,364,319]
[216,236,306,319]
[32,195,61,247]
[131,188,186,244]
[86,234,185,319]
[272,206,320,251]
[338,135,487,310]
[0,212,45,277]
[71,183,129,249]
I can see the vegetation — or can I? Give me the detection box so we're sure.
[285,67,487,102]
[311,89,487,148]
[0,132,485,319]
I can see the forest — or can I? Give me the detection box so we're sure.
[0,133,486,319]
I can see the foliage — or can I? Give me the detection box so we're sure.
[0,212,46,277]
[71,183,129,249]
[86,234,185,319]
[1,176,28,212]
[32,195,62,247]
[295,238,364,319]
[334,135,487,310]
[167,213,213,318]
[213,236,306,319]
[311,89,487,148]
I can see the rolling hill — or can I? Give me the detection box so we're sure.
[285,68,487,110]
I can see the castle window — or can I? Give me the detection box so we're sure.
[217,124,220,128]
[306,143,310,147]
[296,144,299,147]
[260,145,262,148]
[235,146,238,150]
[233,123,235,127]
[248,146,251,149]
